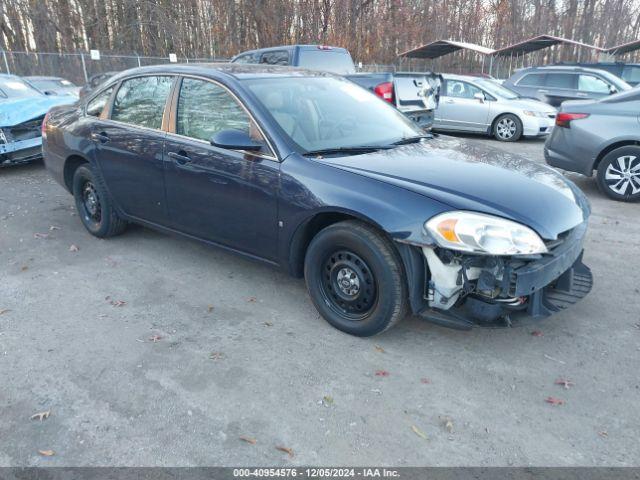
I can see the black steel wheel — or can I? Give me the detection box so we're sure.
[304,220,409,336]
[72,164,127,237]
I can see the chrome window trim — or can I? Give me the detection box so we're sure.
[173,74,279,161]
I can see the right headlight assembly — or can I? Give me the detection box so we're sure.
[425,211,548,256]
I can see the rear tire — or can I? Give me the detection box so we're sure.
[493,114,522,142]
[72,164,127,237]
[596,146,640,202]
[304,220,409,337]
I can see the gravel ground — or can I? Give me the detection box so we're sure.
[0,134,639,467]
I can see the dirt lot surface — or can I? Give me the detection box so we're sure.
[1,135,639,467]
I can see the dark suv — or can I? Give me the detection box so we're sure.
[504,66,631,107]
[552,62,640,86]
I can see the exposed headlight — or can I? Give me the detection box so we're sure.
[522,110,547,118]
[425,211,547,255]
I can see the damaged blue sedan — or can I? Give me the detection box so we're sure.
[1,74,76,166]
[42,64,592,336]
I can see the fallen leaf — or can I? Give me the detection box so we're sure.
[209,352,224,360]
[545,396,564,406]
[442,417,454,433]
[207,305,214,312]
[544,354,566,364]
[374,345,385,353]
[30,410,50,421]
[106,298,126,307]
[598,431,608,438]
[247,296,257,302]
[0,309,10,316]
[375,370,390,377]
[33,233,50,239]
[411,425,427,439]
[21,265,28,271]
[322,395,334,405]
[69,244,79,252]
[263,321,273,327]
[531,330,544,337]
[38,450,55,457]
[239,436,256,445]
[420,378,431,384]
[554,378,574,389]
[49,225,60,231]
[276,446,294,458]
[149,335,162,343]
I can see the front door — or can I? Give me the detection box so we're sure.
[163,77,280,261]
[435,80,490,132]
[92,75,174,224]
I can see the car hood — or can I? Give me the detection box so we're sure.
[0,96,76,127]
[504,97,555,112]
[316,136,587,240]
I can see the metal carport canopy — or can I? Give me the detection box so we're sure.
[493,34,604,56]
[398,40,495,59]
[606,39,640,55]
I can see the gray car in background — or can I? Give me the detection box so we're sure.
[504,66,631,107]
[544,87,640,202]
[433,74,556,141]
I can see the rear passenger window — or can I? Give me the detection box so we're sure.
[86,87,113,117]
[260,51,289,66]
[622,66,640,83]
[111,76,173,129]
[518,74,545,87]
[233,53,258,64]
[545,73,575,89]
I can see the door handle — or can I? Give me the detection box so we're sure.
[444,99,455,104]
[90,132,110,143]
[168,151,191,166]
[538,89,549,93]
[577,93,589,97]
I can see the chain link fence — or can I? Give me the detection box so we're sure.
[0,51,230,85]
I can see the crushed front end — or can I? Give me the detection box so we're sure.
[416,218,592,329]
[0,115,45,167]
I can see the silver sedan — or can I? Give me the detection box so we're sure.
[433,74,557,142]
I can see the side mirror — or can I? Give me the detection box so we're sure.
[210,129,263,152]
[44,90,56,96]
[609,85,618,95]
[473,92,485,102]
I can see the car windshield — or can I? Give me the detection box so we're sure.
[474,78,519,99]
[598,70,632,91]
[0,77,43,99]
[243,76,423,154]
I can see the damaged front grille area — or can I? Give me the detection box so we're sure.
[1,116,44,144]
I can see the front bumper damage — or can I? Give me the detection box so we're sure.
[414,220,592,329]
[0,116,44,167]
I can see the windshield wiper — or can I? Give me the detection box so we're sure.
[391,134,432,146]
[302,145,393,157]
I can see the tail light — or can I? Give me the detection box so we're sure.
[41,111,51,137]
[555,112,589,128]
[374,82,394,103]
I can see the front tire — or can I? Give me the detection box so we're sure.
[596,146,640,202]
[72,164,127,237]
[304,220,409,337]
[493,114,522,142]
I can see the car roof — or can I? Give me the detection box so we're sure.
[516,65,615,75]
[25,76,64,81]
[442,73,484,81]
[104,63,337,83]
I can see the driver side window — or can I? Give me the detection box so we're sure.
[445,80,482,99]
[176,78,268,149]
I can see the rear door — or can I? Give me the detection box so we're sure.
[542,72,578,106]
[92,75,174,224]
[163,76,280,260]
[434,79,490,132]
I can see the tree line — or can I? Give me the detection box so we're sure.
[2,0,639,65]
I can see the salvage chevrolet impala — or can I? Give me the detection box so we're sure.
[43,64,593,336]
